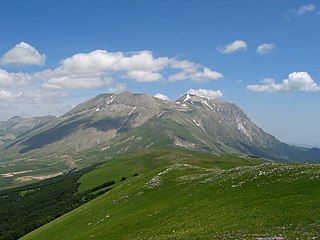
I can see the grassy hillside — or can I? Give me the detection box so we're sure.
[0,149,264,240]
[78,149,265,192]
[22,153,320,240]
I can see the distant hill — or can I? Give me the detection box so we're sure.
[0,116,56,145]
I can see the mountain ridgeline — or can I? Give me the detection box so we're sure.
[1,91,320,162]
[0,116,56,145]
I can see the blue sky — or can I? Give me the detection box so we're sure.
[0,0,320,147]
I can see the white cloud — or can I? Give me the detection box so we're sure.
[124,70,162,82]
[0,89,72,121]
[187,88,223,99]
[0,88,68,104]
[55,50,122,75]
[189,67,223,82]
[168,72,187,82]
[168,59,223,82]
[108,83,127,93]
[296,4,316,15]
[1,42,46,66]
[42,76,113,90]
[0,90,23,100]
[115,50,169,72]
[256,43,276,55]
[154,93,170,101]
[21,89,69,103]
[36,49,223,88]
[217,40,247,54]
[247,72,320,92]
[0,69,32,87]
[169,59,198,73]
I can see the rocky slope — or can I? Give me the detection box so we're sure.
[1,92,320,162]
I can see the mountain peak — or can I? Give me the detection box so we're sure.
[62,91,160,117]
[176,92,219,103]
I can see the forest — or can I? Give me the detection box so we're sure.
[0,163,116,240]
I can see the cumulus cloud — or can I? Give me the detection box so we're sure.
[154,93,170,101]
[187,88,223,99]
[0,69,32,87]
[42,76,113,90]
[124,70,162,82]
[21,89,69,103]
[168,59,223,82]
[217,40,247,54]
[168,72,187,82]
[0,90,23,100]
[247,72,320,92]
[1,42,46,66]
[296,4,316,15]
[36,49,222,89]
[256,43,276,55]
[115,50,169,71]
[287,4,317,18]
[108,83,127,93]
[0,88,72,121]
[189,67,223,82]
[0,88,68,104]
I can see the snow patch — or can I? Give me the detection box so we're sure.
[203,100,214,111]
[192,119,206,132]
[183,93,191,102]
[107,96,114,104]
[192,119,200,126]
[128,106,136,115]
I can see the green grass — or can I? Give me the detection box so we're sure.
[21,152,320,240]
[78,149,265,192]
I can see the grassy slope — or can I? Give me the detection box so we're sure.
[78,149,263,192]
[22,152,320,240]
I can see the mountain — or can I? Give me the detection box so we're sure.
[2,92,320,162]
[0,116,56,145]
[3,92,165,154]
[1,92,320,239]
[1,91,320,190]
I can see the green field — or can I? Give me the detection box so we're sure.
[78,149,265,192]
[21,151,320,240]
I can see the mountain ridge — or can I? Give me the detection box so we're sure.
[0,91,318,162]
[0,91,319,191]
[0,115,57,145]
